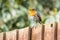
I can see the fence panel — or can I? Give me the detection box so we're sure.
[6,30,17,40]
[0,22,59,40]
[57,22,60,40]
[18,27,30,40]
[44,22,57,40]
[44,24,52,40]
[51,23,57,40]
[32,24,42,40]
[0,32,3,40]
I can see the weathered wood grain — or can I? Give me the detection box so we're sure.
[57,22,60,40]
[44,22,57,40]
[6,30,17,40]
[51,23,57,40]
[0,32,3,40]
[18,27,30,40]
[32,24,42,40]
[44,23,52,40]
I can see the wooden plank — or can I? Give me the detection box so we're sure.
[18,27,30,40]
[44,22,57,40]
[32,24,42,40]
[51,23,57,40]
[57,22,60,40]
[44,24,52,40]
[6,30,17,40]
[0,32,3,40]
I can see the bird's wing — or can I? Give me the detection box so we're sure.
[37,13,42,23]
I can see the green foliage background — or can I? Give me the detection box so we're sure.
[0,0,59,32]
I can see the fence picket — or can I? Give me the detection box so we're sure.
[32,24,42,40]
[18,27,30,40]
[44,23,55,40]
[57,22,60,40]
[6,30,17,40]
[0,32,3,40]
[51,23,57,40]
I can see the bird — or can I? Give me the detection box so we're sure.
[29,8,42,27]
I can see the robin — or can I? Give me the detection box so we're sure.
[29,9,42,27]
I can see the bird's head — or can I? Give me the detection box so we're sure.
[29,9,36,16]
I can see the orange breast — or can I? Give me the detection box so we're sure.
[30,10,36,16]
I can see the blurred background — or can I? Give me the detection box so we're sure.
[0,0,60,32]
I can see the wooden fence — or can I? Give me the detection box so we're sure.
[0,22,60,40]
